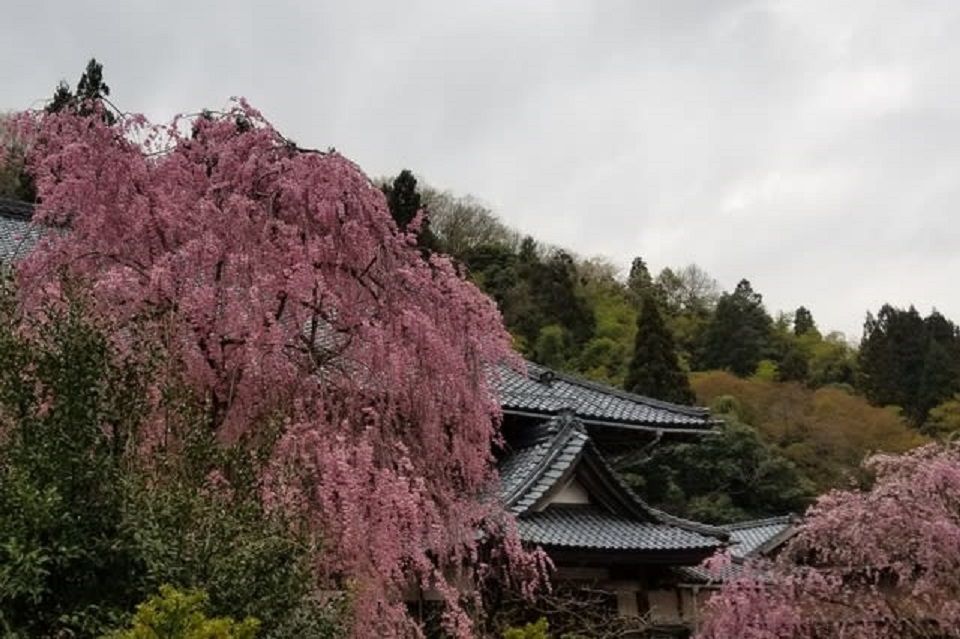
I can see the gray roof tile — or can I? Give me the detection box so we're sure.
[0,199,41,264]
[500,415,589,515]
[723,515,795,558]
[495,362,716,430]
[498,414,726,554]
[678,515,797,583]
[518,506,722,551]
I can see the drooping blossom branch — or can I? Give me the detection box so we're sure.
[10,101,548,638]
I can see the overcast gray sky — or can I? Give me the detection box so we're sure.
[3,0,959,338]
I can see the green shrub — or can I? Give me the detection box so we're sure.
[0,276,344,638]
[106,585,260,639]
[503,617,550,639]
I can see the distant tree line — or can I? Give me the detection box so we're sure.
[381,169,960,432]
[379,169,960,523]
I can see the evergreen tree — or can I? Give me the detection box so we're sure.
[383,169,421,230]
[701,279,772,376]
[518,235,538,263]
[777,346,810,383]
[627,256,654,299]
[859,305,960,425]
[624,293,695,404]
[75,59,111,105]
[794,306,817,336]
[624,398,814,524]
[47,81,74,113]
[382,169,439,254]
[46,58,115,125]
[534,250,595,347]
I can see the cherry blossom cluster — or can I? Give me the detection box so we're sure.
[698,443,960,638]
[9,101,547,637]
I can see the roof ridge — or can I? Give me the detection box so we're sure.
[582,437,730,541]
[524,360,713,419]
[721,514,796,531]
[502,413,586,511]
[0,198,35,221]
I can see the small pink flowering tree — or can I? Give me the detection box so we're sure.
[9,102,546,637]
[697,444,960,638]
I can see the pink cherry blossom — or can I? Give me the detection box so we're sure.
[9,101,548,638]
[698,444,960,638]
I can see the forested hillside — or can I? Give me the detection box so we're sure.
[382,170,959,522]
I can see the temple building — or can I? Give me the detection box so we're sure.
[493,363,731,637]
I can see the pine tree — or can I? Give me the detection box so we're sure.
[627,256,654,299]
[382,169,438,254]
[701,279,772,376]
[624,293,695,404]
[794,306,817,336]
[383,169,421,230]
[46,58,115,125]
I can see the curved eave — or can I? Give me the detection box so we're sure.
[502,408,721,435]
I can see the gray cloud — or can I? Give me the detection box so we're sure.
[3,0,960,337]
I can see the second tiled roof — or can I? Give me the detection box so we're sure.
[518,506,723,551]
[0,198,40,264]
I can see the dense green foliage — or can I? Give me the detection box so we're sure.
[859,305,960,425]
[625,398,815,523]
[0,279,342,638]
[700,280,772,376]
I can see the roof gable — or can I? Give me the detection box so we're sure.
[723,515,797,558]
[499,413,727,556]
[677,515,798,583]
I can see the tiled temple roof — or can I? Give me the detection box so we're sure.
[724,515,796,558]
[677,515,798,583]
[518,506,721,552]
[0,198,40,263]
[498,413,726,555]
[495,361,717,432]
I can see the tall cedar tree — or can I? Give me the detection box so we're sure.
[624,293,695,404]
[701,279,772,376]
[859,305,960,424]
[626,256,654,299]
[383,169,420,229]
[794,305,816,336]
[382,169,438,254]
